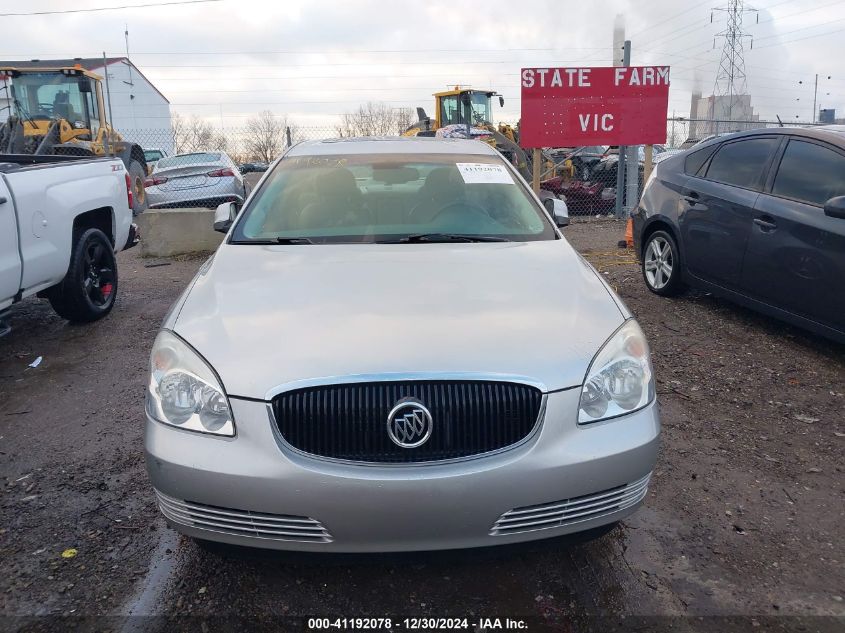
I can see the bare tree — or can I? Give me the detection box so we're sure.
[245,110,286,163]
[171,114,218,154]
[336,102,414,137]
[393,107,415,134]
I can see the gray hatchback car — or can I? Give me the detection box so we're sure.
[144,137,659,552]
[633,126,845,343]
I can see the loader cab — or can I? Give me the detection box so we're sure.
[434,88,503,129]
[1,67,107,144]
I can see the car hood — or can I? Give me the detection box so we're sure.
[172,240,626,399]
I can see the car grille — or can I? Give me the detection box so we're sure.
[272,380,543,463]
[490,473,651,536]
[155,490,332,543]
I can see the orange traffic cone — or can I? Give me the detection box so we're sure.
[618,217,634,249]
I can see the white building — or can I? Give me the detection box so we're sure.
[0,57,172,152]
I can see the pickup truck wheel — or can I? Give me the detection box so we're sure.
[48,228,118,323]
[128,160,148,215]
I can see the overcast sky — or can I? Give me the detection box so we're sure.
[1,0,844,129]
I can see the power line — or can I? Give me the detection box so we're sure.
[626,3,708,40]
[0,47,609,56]
[0,0,222,17]
[756,0,845,26]
[753,13,845,42]
[755,23,845,47]
[119,58,615,68]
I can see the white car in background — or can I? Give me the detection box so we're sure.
[143,148,168,171]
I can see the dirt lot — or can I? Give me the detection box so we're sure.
[1,218,842,631]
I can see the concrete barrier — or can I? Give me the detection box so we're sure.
[136,208,223,257]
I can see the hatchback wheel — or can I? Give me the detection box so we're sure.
[642,230,684,296]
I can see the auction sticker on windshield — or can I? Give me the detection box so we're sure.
[456,162,514,184]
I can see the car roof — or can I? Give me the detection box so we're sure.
[691,126,845,150]
[286,136,500,157]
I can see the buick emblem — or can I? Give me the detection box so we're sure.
[386,400,433,448]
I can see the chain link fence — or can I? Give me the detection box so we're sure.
[4,115,824,214]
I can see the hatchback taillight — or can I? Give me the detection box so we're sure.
[144,176,168,187]
[207,168,235,178]
[125,172,133,209]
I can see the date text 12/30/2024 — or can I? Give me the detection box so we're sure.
[307,618,529,630]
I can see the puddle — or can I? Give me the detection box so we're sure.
[119,527,181,628]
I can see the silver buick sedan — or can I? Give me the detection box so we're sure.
[144,137,660,552]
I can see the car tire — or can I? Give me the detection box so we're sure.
[48,228,118,323]
[128,160,148,215]
[641,229,685,296]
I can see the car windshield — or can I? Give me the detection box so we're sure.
[231,152,556,244]
[157,153,222,169]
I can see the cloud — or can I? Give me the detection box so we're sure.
[1,0,843,128]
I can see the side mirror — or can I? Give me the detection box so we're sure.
[544,197,569,227]
[823,196,845,219]
[498,96,505,108]
[213,202,237,233]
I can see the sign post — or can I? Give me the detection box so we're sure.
[615,40,631,218]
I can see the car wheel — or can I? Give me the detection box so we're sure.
[641,230,685,296]
[48,228,118,323]
[128,160,148,215]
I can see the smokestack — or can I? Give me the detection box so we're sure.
[613,15,625,67]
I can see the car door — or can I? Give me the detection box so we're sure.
[679,136,780,290]
[0,177,22,309]
[741,137,845,330]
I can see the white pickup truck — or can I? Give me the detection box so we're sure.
[0,154,138,336]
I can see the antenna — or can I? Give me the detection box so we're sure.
[712,0,757,133]
[123,24,134,87]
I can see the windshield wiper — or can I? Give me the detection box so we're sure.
[229,237,314,245]
[379,233,510,244]
[274,237,313,244]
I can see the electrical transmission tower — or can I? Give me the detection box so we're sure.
[712,0,757,132]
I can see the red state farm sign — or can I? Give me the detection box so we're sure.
[520,66,670,148]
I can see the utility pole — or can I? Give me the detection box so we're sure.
[712,0,757,134]
[812,73,818,123]
[614,40,630,219]
[102,52,115,156]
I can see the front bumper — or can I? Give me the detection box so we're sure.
[145,388,660,552]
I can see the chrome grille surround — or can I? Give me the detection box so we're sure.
[271,378,545,464]
[490,473,652,536]
[155,490,332,543]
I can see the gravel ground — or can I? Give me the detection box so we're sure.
[0,219,842,630]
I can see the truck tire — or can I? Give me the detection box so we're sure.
[128,160,148,215]
[48,228,118,323]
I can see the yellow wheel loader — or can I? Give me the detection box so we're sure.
[0,65,148,213]
[403,87,533,180]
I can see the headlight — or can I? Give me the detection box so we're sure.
[146,330,234,436]
[578,319,655,424]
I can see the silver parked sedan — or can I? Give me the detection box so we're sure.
[145,137,659,552]
[144,151,246,209]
